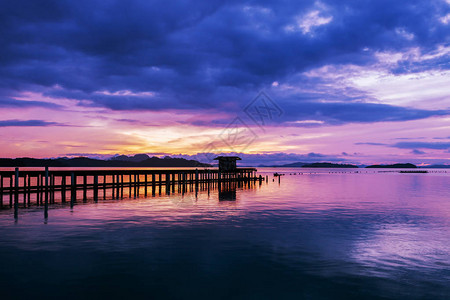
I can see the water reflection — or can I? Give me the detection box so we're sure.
[0,169,449,299]
[218,181,237,201]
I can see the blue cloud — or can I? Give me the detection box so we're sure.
[392,142,450,150]
[0,119,60,127]
[281,101,449,125]
[355,142,387,146]
[0,97,61,109]
[411,149,426,155]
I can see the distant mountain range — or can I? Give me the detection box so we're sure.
[0,155,211,167]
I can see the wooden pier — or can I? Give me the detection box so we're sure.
[0,167,262,217]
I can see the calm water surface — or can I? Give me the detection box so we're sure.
[0,168,449,299]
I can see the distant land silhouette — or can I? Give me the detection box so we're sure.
[366,163,417,168]
[258,162,358,168]
[259,162,449,169]
[302,162,359,168]
[0,154,211,167]
[258,162,309,167]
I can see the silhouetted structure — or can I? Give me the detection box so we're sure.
[0,167,263,218]
[214,156,241,172]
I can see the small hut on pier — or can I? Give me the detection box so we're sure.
[214,156,241,172]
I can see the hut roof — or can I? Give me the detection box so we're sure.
[213,156,241,160]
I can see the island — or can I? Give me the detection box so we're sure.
[259,162,359,168]
[366,163,417,168]
[301,162,359,168]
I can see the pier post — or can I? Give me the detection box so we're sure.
[0,175,3,208]
[70,172,76,207]
[129,174,132,197]
[23,174,27,206]
[144,174,148,197]
[134,174,137,198]
[120,174,124,198]
[50,174,55,203]
[112,174,115,199]
[61,175,66,202]
[137,173,140,196]
[151,173,156,196]
[40,175,44,204]
[94,175,98,202]
[83,175,87,201]
[9,175,13,207]
[36,175,40,205]
[44,167,49,218]
[165,173,170,195]
[171,172,175,193]
[103,175,106,199]
[26,175,30,205]
[118,174,121,198]
[14,168,19,219]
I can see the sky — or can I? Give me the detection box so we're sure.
[0,0,449,166]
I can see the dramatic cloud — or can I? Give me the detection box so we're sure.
[1,0,449,117]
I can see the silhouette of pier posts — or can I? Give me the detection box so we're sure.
[0,166,262,217]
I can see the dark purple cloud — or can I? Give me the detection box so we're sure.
[0,0,449,124]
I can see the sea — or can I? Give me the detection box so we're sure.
[0,167,449,299]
